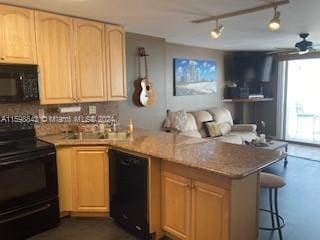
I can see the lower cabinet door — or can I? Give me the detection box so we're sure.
[191,181,229,240]
[161,171,192,240]
[72,147,109,212]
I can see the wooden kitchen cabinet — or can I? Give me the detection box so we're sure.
[72,147,109,213]
[0,4,127,104]
[74,19,107,102]
[0,4,37,64]
[162,171,229,240]
[56,147,73,212]
[35,11,76,104]
[36,13,126,104]
[191,181,229,240]
[56,146,109,214]
[161,171,192,240]
[105,24,127,101]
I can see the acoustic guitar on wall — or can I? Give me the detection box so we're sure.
[132,47,156,107]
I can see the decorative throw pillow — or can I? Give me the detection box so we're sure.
[169,110,188,132]
[204,121,222,138]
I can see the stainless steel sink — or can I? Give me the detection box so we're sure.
[67,131,129,140]
[67,132,104,140]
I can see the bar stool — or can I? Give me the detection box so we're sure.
[259,172,286,240]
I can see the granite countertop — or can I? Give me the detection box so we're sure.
[39,129,285,179]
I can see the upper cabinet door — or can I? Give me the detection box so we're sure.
[0,5,37,64]
[35,11,76,104]
[74,19,107,102]
[105,24,127,101]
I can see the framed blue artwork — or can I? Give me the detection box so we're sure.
[174,58,217,96]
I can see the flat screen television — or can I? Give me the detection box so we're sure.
[232,53,274,94]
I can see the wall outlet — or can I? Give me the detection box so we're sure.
[38,108,45,118]
[89,105,96,115]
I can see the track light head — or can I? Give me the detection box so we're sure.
[269,7,281,31]
[211,20,224,39]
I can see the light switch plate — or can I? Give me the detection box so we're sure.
[38,108,45,118]
[89,105,96,115]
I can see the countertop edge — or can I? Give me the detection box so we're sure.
[38,132,285,180]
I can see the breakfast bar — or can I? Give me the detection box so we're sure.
[40,128,284,240]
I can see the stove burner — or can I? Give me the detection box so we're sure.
[0,119,53,159]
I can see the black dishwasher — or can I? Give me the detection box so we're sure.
[109,149,149,239]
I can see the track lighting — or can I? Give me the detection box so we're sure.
[269,7,281,31]
[193,0,289,38]
[211,19,224,39]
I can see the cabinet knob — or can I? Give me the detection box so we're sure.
[0,57,4,60]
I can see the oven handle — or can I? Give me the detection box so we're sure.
[0,203,51,224]
[0,140,17,146]
[0,152,55,167]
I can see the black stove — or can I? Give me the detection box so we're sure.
[0,137,53,158]
[0,120,60,240]
[0,120,53,155]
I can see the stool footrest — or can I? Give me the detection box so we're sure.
[259,208,286,231]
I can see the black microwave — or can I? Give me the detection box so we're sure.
[0,65,39,102]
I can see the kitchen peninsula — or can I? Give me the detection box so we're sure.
[40,128,284,240]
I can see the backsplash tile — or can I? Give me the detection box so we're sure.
[0,102,119,136]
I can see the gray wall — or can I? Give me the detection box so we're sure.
[166,43,233,112]
[119,33,167,130]
[120,33,234,130]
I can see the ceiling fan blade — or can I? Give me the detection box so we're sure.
[308,48,320,52]
[275,48,296,50]
[268,49,297,55]
[297,48,320,55]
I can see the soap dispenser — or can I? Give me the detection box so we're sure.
[127,119,133,134]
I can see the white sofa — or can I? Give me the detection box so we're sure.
[164,107,257,144]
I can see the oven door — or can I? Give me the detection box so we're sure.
[0,150,58,213]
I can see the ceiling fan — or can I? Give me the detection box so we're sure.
[270,33,320,55]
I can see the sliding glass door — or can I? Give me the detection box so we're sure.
[284,58,320,144]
